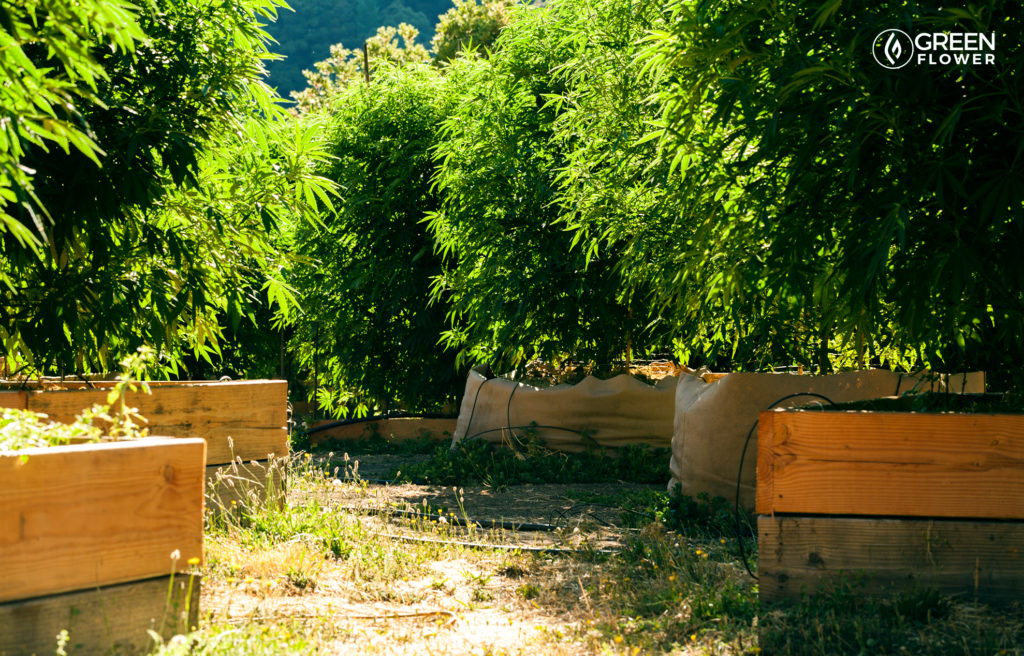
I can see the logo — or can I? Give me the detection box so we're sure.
[871,29,997,69]
[872,29,914,69]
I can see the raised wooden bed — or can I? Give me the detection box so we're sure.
[756,408,1024,604]
[0,437,206,654]
[0,380,290,511]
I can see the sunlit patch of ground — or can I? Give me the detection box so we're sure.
[155,457,1021,656]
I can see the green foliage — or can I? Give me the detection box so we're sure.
[544,0,695,360]
[828,390,1024,413]
[431,0,514,63]
[148,115,337,371]
[395,437,670,486]
[0,348,158,450]
[0,0,145,265]
[289,65,460,416]
[428,6,644,371]
[640,0,1024,380]
[0,408,104,451]
[150,624,318,656]
[1,0,336,377]
[621,487,751,538]
[263,0,453,97]
[759,577,1013,655]
[291,22,431,112]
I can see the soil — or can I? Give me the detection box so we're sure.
[323,452,660,527]
[201,452,675,655]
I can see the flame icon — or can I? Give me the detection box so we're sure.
[885,33,901,65]
[873,29,914,69]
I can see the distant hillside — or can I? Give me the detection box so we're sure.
[264,0,452,98]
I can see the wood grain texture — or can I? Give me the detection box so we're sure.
[0,438,205,603]
[6,380,268,389]
[205,458,287,514]
[0,574,200,656]
[27,380,286,428]
[759,516,1024,604]
[23,380,288,465]
[0,391,27,410]
[309,418,456,447]
[757,410,1024,518]
[172,425,287,466]
[755,410,776,514]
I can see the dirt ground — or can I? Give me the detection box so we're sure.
[199,453,685,655]
[314,451,662,539]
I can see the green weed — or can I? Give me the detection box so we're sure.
[394,435,670,487]
[760,578,1023,655]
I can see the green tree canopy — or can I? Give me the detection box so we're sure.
[427,4,645,371]
[263,0,453,97]
[431,0,514,63]
[0,0,336,376]
[289,64,460,415]
[640,0,1024,380]
[0,0,145,259]
[291,22,430,112]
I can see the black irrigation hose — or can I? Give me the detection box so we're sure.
[506,381,521,443]
[336,477,398,486]
[731,375,984,580]
[464,424,588,442]
[456,369,607,450]
[460,374,496,442]
[735,393,836,581]
[300,411,458,436]
[339,505,565,532]
[373,531,620,555]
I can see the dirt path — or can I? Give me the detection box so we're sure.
[200,466,681,654]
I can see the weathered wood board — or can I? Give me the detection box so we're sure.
[0,380,288,465]
[756,409,1024,519]
[0,390,27,410]
[0,438,206,603]
[206,458,287,513]
[758,516,1024,604]
[309,417,455,447]
[0,574,200,656]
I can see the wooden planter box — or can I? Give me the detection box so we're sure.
[0,437,207,654]
[756,408,1024,604]
[0,380,290,511]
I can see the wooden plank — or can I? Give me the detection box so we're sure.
[0,574,200,656]
[755,410,776,514]
[309,418,455,447]
[26,380,287,433]
[167,425,288,466]
[23,381,289,465]
[0,438,206,603]
[0,390,27,410]
[2,379,277,389]
[759,410,1024,518]
[759,515,1024,605]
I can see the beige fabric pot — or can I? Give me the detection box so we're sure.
[450,364,677,452]
[670,370,986,510]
